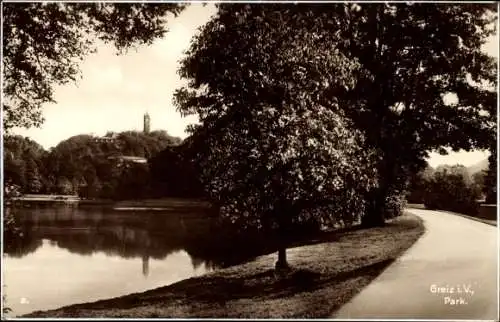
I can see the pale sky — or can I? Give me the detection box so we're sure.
[10,4,499,168]
[11,4,218,148]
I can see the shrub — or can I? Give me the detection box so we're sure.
[385,189,408,219]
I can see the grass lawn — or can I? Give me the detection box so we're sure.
[24,212,425,319]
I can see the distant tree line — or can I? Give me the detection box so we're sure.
[3,131,182,200]
[407,161,496,216]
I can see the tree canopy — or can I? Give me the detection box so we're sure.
[2,2,186,130]
[175,4,381,268]
[321,3,497,225]
[173,3,497,271]
[176,3,497,229]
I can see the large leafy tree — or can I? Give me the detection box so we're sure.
[177,3,497,230]
[175,5,379,269]
[2,2,186,131]
[320,3,497,226]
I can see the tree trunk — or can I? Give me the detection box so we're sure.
[275,204,292,271]
[275,246,289,270]
[361,204,385,227]
[361,187,387,228]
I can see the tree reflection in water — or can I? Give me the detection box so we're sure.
[4,203,282,271]
[142,255,149,277]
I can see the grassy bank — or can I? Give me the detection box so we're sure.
[24,212,425,318]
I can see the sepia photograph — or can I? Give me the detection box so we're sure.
[1,0,499,320]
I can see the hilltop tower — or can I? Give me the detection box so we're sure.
[143,112,150,134]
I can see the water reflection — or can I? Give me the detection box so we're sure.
[142,255,149,277]
[3,203,273,317]
[4,242,212,317]
[5,204,246,269]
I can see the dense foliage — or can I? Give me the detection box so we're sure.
[406,166,436,204]
[149,144,205,199]
[3,131,181,199]
[173,3,497,267]
[2,2,185,130]
[423,166,480,216]
[175,5,381,268]
[408,160,493,208]
[321,3,497,226]
[173,3,497,235]
[3,135,46,193]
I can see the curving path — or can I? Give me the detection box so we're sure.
[333,208,498,320]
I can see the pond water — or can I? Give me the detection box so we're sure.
[3,203,264,317]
